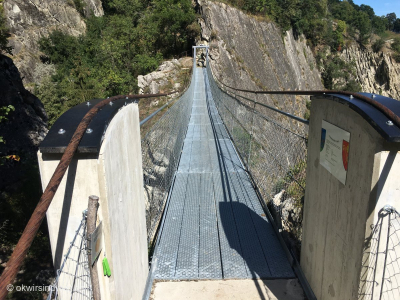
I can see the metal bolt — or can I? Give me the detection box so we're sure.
[387,120,394,126]
[86,128,93,134]
[126,97,128,100]
[109,102,113,106]
[372,94,376,98]
[349,95,354,99]
[86,101,91,106]
[58,128,66,134]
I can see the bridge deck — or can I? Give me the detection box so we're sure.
[153,68,294,280]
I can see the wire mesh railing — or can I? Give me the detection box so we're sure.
[141,61,196,245]
[47,211,92,300]
[358,206,400,300]
[206,62,308,253]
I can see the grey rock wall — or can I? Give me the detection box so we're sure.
[0,54,47,191]
[340,45,400,100]
[197,0,323,119]
[138,57,193,95]
[197,1,321,256]
[3,0,103,87]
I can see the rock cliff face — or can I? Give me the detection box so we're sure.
[138,57,193,94]
[196,1,321,255]
[3,0,103,88]
[340,45,400,100]
[0,54,47,191]
[197,0,323,118]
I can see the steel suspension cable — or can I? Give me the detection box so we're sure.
[209,64,400,128]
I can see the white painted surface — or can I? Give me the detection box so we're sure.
[99,103,148,300]
[38,152,101,299]
[38,102,148,300]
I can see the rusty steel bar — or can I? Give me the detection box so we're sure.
[218,81,400,129]
[0,92,175,299]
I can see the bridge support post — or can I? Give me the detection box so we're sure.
[301,95,400,300]
[38,103,148,300]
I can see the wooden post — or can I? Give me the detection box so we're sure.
[87,195,101,300]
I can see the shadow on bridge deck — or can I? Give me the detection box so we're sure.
[151,68,299,297]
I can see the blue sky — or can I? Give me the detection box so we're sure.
[353,1,400,17]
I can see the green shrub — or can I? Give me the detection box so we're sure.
[210,30,218,41]
[36,0,196,126]
[372,38,385,53]
[73,0,86,16]
[393,53,400,63]
[391,38,400,53]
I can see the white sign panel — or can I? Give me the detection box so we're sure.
[320,120,350,185]
[90,221,103,266]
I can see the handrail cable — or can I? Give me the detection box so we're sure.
[209,64,400,128]
[0,91,177,299]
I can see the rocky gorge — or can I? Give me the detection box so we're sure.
[340,43,400,99]
[0,0,399,285]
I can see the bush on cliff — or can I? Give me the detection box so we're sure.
[0,0,12,55]
[36,0,197,126]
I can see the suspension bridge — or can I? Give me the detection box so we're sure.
[0,46,399,300]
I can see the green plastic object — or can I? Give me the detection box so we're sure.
[102,257,111,277]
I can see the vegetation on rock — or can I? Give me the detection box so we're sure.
[224,0,400,92]
[0,0,12,55]
[36,0,198,126]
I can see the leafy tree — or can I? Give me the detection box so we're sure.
[394,19,400,33]
[333,20,346,50]
[140,0,196,56]
[354,11,371,45]
[330,0,355,24]
[36,0,196,126]
[386,12,397,31]
[359,4,374,20]
[372,16,388,35]
[102,0,149,23]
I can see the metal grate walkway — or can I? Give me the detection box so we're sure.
[152,68,295,280]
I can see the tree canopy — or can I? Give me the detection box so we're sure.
[36,0,197,126]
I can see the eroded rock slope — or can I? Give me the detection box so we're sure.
[197,0,323,119]
[3,0,103,87]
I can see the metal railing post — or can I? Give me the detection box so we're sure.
[87,195,101,300]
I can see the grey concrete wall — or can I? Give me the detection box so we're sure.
[98,103,148,300]
[301,96,400,300]
[38,153,100,271]
[38,103,148,300]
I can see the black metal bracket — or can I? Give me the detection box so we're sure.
[313,93,400,142]
[39,98,137,154]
